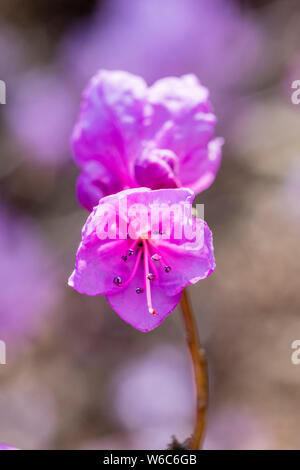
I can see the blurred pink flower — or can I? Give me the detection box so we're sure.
[204,407,271,450]
[68,188,215,331]
[61,0,265,117]
[112,344,193,428]
[76,344,194,449]
[81,344,194,449]
[5,68,77,166]
[0,205,59,346]
[72,70,222,211]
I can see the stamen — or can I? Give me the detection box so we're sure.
[113,248,143,289]
[113,276,122,286]
[121,249,143,288]
[142,240,158,315]
[151,254,161,261]
[147,273,156,281]
[136,287,144,294]
[128,239,139,256]
[149,255,159,279]
[148,240,172,274]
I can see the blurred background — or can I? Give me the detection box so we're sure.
[0,0,299,450]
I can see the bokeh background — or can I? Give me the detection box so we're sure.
[0,0,299,450]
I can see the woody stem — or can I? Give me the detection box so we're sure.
[180,288,208,450]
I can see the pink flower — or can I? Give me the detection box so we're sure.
[6,68,76,166]
[68,187,215,331]
[0,205,59,347]
[72,70,223,211]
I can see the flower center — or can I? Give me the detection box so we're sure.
[112,237,171,316]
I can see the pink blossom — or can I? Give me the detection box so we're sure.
[0,205,59,347]
[72,70,223,211]
[5,68,77,166]
[61,0,265,110]
[68,187,215,331]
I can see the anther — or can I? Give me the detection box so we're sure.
[147,273,156,281]
[164,265,171,273]
[128,249,134,256]
[151,254,161,261]
[113,276,122,286]
[136,287,144,294]
[121,255,127,261]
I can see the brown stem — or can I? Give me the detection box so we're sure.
[180,288,208,450]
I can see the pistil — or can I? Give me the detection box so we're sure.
[142,239,157,316]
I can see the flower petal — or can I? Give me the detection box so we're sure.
[135,148,179,189]
[107,260,181,332]
[181,137,224,193]
[76,160,120,211]
[153,220,216,296]
[72,70,149,187]
[148,74,212,124]
[68,239,131,296]
[148,74,222,192]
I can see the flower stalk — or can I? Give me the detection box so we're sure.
[180,288,208,450]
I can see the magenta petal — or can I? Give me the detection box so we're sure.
[155,111,217,160]
[148,74,212,123]
[68,239,131,296]
[71,70,148,187]
[107,261,182,332]
[135,148,179,189]
[76,160,120,211]
[181,137,224,193]
[154,221,216,296]
[148,74,222,192]
[76,172,105,212]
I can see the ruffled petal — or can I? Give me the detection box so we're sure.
[155,111,217,159]
[134,148,179,189]
[72,70,149,187]
[68,238,131,296]
[152,219,215,296]
[107,260,181,332]
[76,160,120,211]
[148,74,212,126]
[148,74,222,193]
[181,137,224,193]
